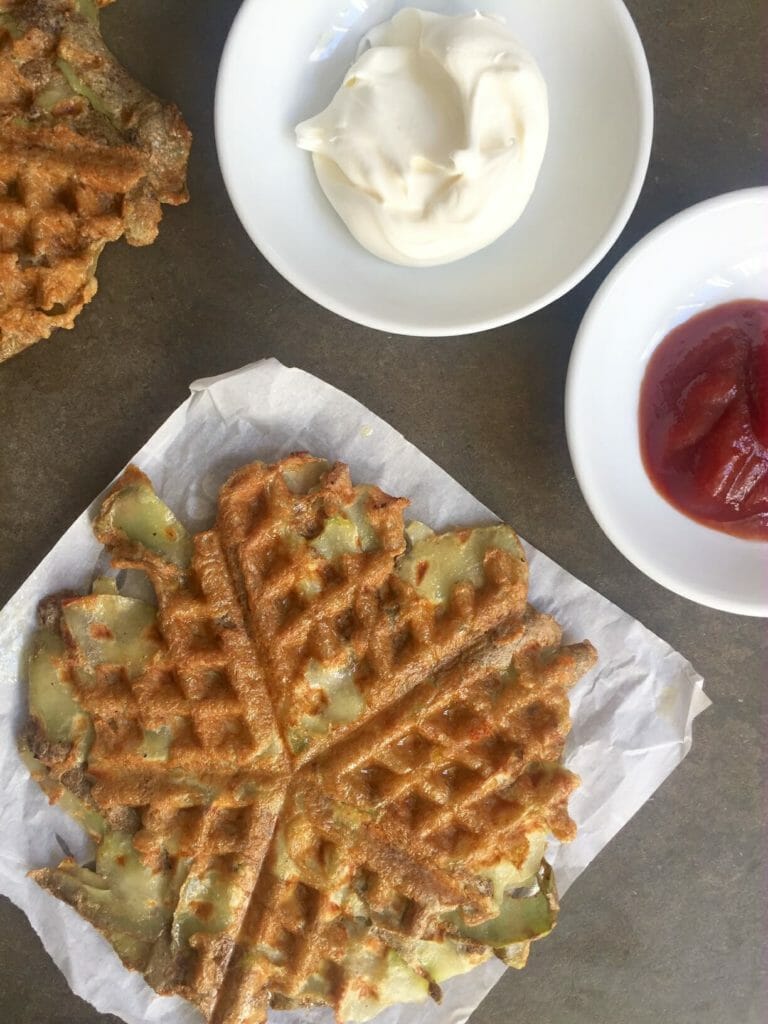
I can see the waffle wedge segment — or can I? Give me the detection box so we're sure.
[213,457,529,763]
[27,474,290,1013]
[214,456,410,756]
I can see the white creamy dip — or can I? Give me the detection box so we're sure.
[295,8,549,267]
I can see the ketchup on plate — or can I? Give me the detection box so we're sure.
[639,299,768,540]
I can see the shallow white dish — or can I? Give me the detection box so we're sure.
[215,0,653,336]
[566,187,768,617]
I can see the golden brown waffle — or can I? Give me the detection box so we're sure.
[23,455,597,1023]
[0,0,191,362]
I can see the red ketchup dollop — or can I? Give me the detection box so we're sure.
[639,299,768,540]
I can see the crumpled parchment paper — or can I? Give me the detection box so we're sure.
[0,359,710,1024]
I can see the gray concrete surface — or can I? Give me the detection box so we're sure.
[0,1,765,1022]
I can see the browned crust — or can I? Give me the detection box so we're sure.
[0,0,191,361]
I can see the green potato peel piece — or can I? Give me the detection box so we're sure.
[94,468,193,571]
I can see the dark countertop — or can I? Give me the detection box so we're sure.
[0,2,765,1022]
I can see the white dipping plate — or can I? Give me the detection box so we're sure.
[216,0,653,336]
[567,187,768,617]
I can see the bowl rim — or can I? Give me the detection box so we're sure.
[565,185,768,617]
[214,0,655,337]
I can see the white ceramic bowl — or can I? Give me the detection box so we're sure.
[215,0,653,336]
[567,187,768,616]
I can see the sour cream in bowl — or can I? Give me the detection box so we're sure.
[295,9,550,268]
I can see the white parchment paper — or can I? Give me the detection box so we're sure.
[0,359,709,1024]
